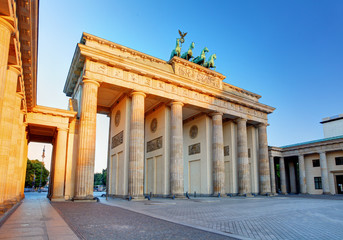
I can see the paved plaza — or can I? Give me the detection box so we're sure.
[1,193,343,239]
[100,195,343,240]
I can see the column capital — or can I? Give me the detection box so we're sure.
[0,16,15,33]
[258,122,268,128]
[130,91,146,98]
[57,127,69,132]
[170,101,184,107]
[7,65,21,75]
[82,78,100,87]
[236,118,247,124]
[209,112,223,117]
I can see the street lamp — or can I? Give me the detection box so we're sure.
[38,146,45,193]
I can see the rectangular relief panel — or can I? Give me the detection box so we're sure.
[112,131,123,149]
[188,143,201,155]
[146,136,163,153]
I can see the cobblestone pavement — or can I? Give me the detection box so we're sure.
[52,201,236,240]
[99,195,343,240]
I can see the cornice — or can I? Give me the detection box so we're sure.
[31,105,77,118]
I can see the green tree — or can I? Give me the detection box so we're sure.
[94,168,107,186]
[25,159,49,188]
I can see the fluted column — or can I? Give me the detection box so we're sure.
[298,154,307,194]
[0,66,20,211]
[280,157,287,194]
[258,123,271,195]
[319,152,330,194]
[0,17,13,121]
[211,112,225,196]
[170,101,184,197]
[11,93,24,202]
[52,128,68,200]
[237,118,251,196]
[128,91,146,198]
[74,79,100,200]
[269,156,276,195]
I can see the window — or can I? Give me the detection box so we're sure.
[248,149,251,158]
[335,157,343,165]
[312,159,320,167]
[314,177,322,189]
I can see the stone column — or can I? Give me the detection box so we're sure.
[237,118,251,196]
[211,112,225,196]
[128,91,146,198]
[280,157,287,194]
[74,79,100,200]
[269,156,276,195]
[258,123,271,195]
[298,154,307,194]
[319,152,330,194]
[0,66,20,211]
[52,128,68,200]
[170,101,184,197]
[0,17,13,120]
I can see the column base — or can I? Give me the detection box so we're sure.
[238,193,254,197]
[50,196,66,202]
[260,192,272,196]
[323,192,331,195]
[73,195,96,202]
[169,194,186,199]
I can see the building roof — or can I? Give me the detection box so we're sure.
[280,135,343,148]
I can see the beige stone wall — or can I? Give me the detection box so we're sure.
[305,154,323,194]
[327,151,343,194]
[183,115,212,195]
[144,105,170,196]
[108,96,131,197]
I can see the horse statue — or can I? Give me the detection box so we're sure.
[170,38,181,60]
[192,47,209,66]
[180,42,195,61]
[203,54,217,70]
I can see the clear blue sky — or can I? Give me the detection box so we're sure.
[29,0,343,172]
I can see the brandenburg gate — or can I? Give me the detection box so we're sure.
[63,33,275,200]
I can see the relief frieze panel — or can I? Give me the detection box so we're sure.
[189,143,201,155]
[111,131,123,149]
[147,136,163,152]
[175,65,222,89]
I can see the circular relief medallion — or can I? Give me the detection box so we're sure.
[190,125,198,139]
[150,118,158,133]
[115,110,121,127]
